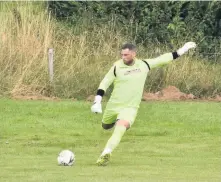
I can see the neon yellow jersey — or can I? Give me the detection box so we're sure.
[98,53,174,109]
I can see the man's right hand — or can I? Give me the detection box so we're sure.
[91,95,102,114]
[91,102,102,114]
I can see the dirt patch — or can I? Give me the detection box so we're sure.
[10,84,60,101]
[11,94,60,101]
[142,86,197,101]
[216,95,221,101]
[86,95,95,102]
[9,84,220,102]
[142,92,159,101]
[206,95,221,102]
[88,86,220,102]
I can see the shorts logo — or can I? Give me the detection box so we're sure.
[124,68,141,75]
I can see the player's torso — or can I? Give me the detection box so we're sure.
[114,59,148,84]
[107,59,149,108]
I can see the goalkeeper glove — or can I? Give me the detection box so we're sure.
[91,95,102,114]
[177,42,196,56]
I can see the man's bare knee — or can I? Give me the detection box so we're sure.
[116,120,130,129]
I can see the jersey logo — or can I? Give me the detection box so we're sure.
[124,68,141,75]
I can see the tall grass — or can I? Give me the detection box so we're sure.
[0,2,220,99]
[0,2,53,96]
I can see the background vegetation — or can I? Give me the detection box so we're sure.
[0,1,221,99]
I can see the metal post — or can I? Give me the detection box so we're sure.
[48,48,54,83]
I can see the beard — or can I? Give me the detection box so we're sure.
[123,59,134,66]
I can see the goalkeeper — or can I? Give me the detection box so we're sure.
[91,42,196,166]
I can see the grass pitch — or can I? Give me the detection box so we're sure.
[0,99,221,182]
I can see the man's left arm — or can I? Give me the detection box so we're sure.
[145,42,196,69]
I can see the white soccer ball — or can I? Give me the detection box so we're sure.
[57,150,75,166]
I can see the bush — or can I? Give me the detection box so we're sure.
[0,1,221,99]
[48,1,221,62]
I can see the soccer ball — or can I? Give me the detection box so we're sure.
[57,150,75,166]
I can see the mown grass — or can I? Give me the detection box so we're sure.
[0,98,220,182]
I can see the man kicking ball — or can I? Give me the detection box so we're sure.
[91,42,196,166]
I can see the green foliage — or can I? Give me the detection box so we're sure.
[1,2,221,98]
[48,1,221,62]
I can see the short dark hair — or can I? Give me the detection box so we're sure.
[121,43,136,51]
